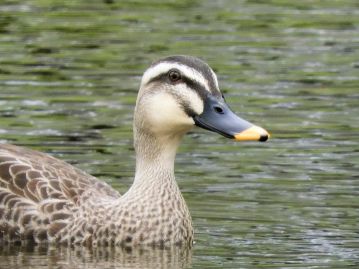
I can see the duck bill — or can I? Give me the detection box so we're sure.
[193,95,269,142]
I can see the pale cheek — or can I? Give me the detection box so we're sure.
[173,84,204,115]
[146,92,194,134]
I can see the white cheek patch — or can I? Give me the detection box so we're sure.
[141,62,211,92]
[145,92,195,134]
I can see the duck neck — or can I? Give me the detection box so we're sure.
[130,128,183,192]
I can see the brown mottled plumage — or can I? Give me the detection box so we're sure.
[0,55,269,247]
[0,140,193,247]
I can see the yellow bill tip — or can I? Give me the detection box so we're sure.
[234,125,270,142]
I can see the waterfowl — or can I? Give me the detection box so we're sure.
[0,55,269,247]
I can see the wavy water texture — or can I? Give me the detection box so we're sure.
[0,0,358,268]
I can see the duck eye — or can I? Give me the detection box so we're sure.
[168,70,181,82]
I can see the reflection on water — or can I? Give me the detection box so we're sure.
[0,244,192,269]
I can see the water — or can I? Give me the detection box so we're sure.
[0,0,358,268]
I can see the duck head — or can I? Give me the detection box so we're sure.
[135,55,269,142]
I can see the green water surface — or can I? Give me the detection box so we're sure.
[0,0,358,268]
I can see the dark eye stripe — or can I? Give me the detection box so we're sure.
[146,72,210,99]
[146,73,167,85]
[155,56,219,91]
[180,76,209,100]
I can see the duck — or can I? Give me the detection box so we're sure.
[0,55,269,248]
